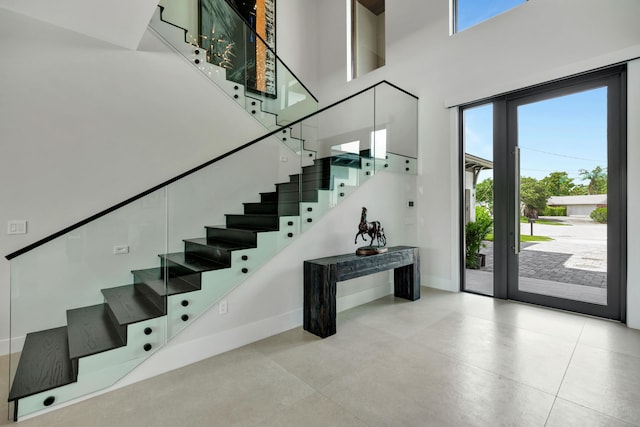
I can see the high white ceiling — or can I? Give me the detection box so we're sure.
[0,0,159,49]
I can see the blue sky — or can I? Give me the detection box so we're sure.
[464,87,608,184]
[457,0,527,32]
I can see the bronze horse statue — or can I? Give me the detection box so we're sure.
[355,207,386,247]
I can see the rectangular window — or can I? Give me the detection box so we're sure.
[453,0,526,33]
[348,0,385,80]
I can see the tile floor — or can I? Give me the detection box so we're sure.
[2,287,640,426]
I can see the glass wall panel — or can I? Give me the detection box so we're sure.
[462,103,494,296]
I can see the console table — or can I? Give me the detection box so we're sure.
[303,246,420,338]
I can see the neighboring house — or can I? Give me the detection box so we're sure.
[464,154,493,223]
[547,194,607,216]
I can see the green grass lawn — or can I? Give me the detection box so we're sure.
[520,217,570,226]
[485,233,553,242]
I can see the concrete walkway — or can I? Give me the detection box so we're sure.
[467,216,608,305]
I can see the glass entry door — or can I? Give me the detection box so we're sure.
[461,67,626,320]
[504,70,625,320]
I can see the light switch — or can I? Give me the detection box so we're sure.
[7,220,27,235]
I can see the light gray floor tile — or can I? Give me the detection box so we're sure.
[490,301,587,342]
[559,344,640,425]
[250,318,404,390]
[5,289,640,426]
[409,312,576,394]
[13,346,315,427]
[546,398,638,427]
[337,294,452,339]
[580,317,640,358]
[256,392,368,427]
[320,340,555,427]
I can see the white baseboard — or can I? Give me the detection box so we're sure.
[422,274,459,292]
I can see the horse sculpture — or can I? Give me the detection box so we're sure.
[354,207,387,247]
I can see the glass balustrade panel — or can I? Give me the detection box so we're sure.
[164,136,302,339]
[297,88,375,226]
[373,83,419,175]
[9,189,168,419]
[6,81,418,420]
[154,0,317,128]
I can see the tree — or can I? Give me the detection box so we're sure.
[540,172,575,196]
[579,166,607,195]
[520,177,549,218]
[475,178,494,212]
[569,184,588,196]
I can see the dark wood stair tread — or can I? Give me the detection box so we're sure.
[161,252,228,273]
[101,285,165,326]
[8,326,76,401]
[66,304,126,360]
[132,267,201,296]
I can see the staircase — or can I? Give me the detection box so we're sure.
[7,151,417,420]
[6,3,419,415]
[149,4,318,164]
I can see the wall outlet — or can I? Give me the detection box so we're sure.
[280,155,288,162]
[219,299,228,314]
[113,245,129,254]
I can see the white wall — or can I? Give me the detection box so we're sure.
[627,60,640,328]
[285,0,640,325]
[158,0,199,43]
[354,2,382,77]
[0,7,272,353]
[0,0,159,50]
[276,0,319,95]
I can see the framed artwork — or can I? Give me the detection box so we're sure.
[199,0,277,98]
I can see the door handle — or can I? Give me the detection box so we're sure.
[514,147,521,255]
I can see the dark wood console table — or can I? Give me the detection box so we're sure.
[304,246,420,338]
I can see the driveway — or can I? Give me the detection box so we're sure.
[480,216,607,288]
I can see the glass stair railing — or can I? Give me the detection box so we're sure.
[6,81,417,421]
[149,0,318,138]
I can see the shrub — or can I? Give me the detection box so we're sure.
[590,207,607,224]
[541,206,567,216]
[465,207,493,268]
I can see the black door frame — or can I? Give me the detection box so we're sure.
[460,65,627,321]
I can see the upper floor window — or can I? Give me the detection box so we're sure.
[348,0,385,80]
[453,0,527,33]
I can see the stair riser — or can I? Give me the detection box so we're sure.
[184,241,232,265]
[105,304,128,343]
[226,215,280,230]
[205,227,258,247]
[274,190,319,203]
[243,203,300,216]
[276,182,299,193]
[301,163,331,176]
[136,283,167,314]
[160,258,197,277]
[260,192,278,203]
[278,179,329,192]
